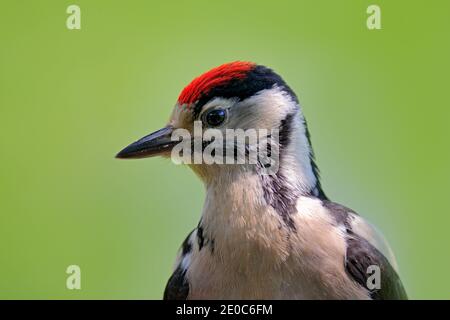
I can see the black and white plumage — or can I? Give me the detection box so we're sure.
[117,62,407,300]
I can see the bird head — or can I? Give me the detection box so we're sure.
[116,61,322,195]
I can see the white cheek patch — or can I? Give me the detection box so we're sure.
[232,87,297,130]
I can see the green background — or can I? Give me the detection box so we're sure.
[1,0,449,299]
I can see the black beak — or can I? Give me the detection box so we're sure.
[116,126,176,159]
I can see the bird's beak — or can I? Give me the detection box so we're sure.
[116,126,176,159]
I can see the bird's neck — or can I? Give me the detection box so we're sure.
[200,170,290,264]
[198,113,325,257]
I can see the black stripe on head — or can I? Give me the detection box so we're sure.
[261,113,298,230]
[197,225,205,250]
[303,119,327,200]
[260,111,327,229]
[196,219,215,253]
[193,65,298,118]
[181,230,194,255]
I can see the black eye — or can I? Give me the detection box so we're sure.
[204,109,227,127]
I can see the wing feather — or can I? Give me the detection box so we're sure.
[323,200,408,300]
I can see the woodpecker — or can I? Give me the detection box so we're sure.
[116,61,407,300]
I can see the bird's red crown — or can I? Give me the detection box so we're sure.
[178,61,256,107]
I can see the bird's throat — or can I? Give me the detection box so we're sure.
[198,170,294,263]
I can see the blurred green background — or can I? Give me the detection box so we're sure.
[1,0,449,299]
